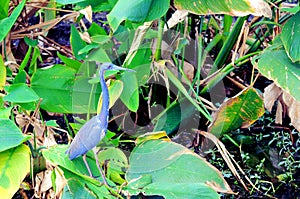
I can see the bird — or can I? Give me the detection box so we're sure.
[66,62,135,185]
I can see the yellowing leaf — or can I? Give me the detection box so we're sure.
[97,79,124,114]
[209,87,264,137]
[0,55,5,90]
[174,0,272,18]
[0,145,30,199]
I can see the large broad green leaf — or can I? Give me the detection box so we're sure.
[31,64,102,113]
[120,72,139,112]
[0,0,26,42]
[208,87,264,137]
[107,0,170,31]
[174,0,271,18]
[281,11,300,62]
[256,38,300,102]
[126,139,232,198]
[0,144,30,199]
[4,83,39,103]
[0,119,31,152]
[31,65,77,113]
[42,145,115,199]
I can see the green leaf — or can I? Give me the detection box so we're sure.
[31,64,101,113]
[31,65,76,113]
[62,174,97,199]
[86,47,111,63]
[124,48,152,86]
[166,67,212,121]
[107,0,170,31]
[0,0,9,20]
[57,52,81,70]
[13,70,27,84]
[256,41,300,102]
[174,0,271,18]
[78,43,100,55]
[281,11,300,62]
[0,0,26,42]
[70,25,87,60]
[0,107,12,119]
[0,55,5,90]
[120,72,139,112]
[153,100,197,135]
[97,147,128,184]
[0,144,30,199]
[126,139,231,197]
[4,83,39,103]
[0,119,31,152]
[130,183,220,199]
[24,36,38,47]
[42,145,114,198]
[91,35,111,44]
[208,87,265,137]
[87,22,107,36]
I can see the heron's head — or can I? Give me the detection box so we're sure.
[100,62,135,72]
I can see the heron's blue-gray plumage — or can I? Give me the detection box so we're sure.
[66,63,134,160]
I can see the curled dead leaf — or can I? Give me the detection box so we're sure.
[34,170,53,198]
[264,83,300,132]
[79,6,93,23]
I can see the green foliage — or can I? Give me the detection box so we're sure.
[3,0,300,198]
[126,139,231,198]
[120,72,139,112]
[0,0,26,42]
[174,0,271,17]
[281,11,300,62]
[0,0,9,20]
[256,19,300,102]
[0,119,31,152]
[107,0,170,31]
[0,144,30,199]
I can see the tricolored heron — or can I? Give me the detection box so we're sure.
[66,62,135,185]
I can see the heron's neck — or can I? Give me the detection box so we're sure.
[99,69,109,124]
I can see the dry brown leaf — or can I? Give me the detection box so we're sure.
[44,128,58,147]
[164,10,188,31]
[54,167,67,197]
[34,170,53,198]
[16,112,59,147]
[79,6,93,23]
[123,21,152,65]
[264,83,282,112]
[79,31,92,43]
[264,83,300,132]
[275,101,283,124]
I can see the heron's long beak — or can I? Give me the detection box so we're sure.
[111,64,135,72]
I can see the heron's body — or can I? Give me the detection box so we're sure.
[66,63,134,161]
